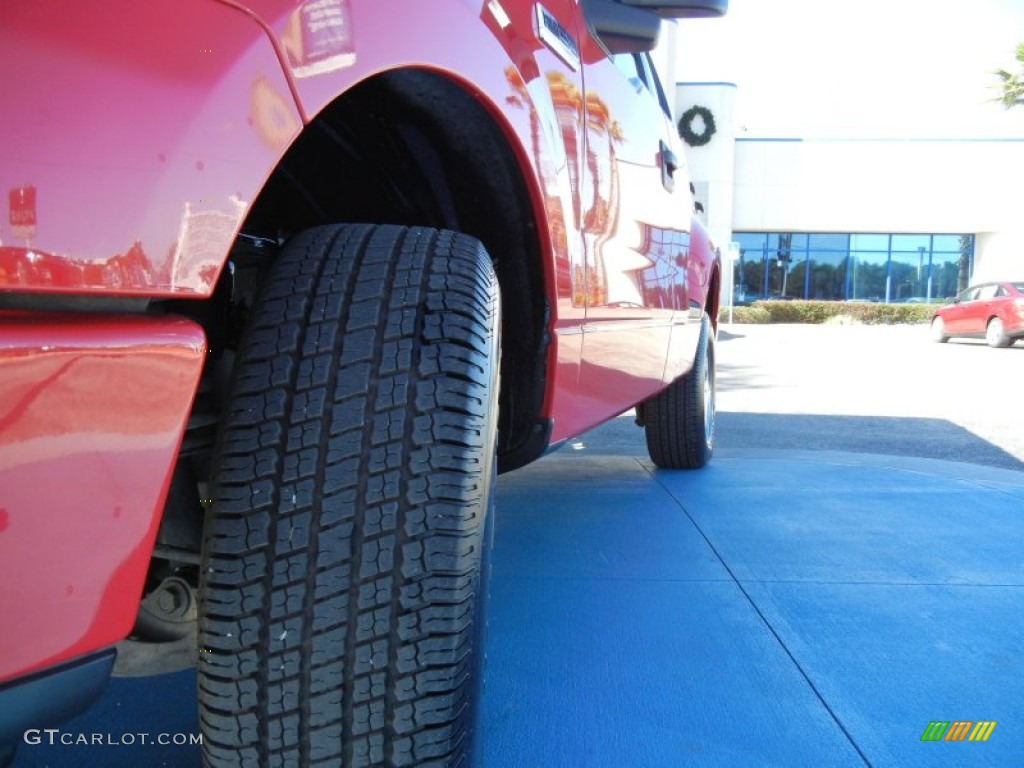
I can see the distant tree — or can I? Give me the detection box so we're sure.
[994,43,1024,109]
[957,235,973,293]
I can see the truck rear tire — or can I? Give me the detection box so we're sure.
[198,224,499,767]
[641,313,716,469]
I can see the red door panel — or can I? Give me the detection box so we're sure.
[575,48,689,424]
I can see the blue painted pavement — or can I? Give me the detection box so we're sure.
[12,448,1023,767]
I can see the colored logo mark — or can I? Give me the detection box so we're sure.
[920,721,996,742]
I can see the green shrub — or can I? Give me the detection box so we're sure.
[721,305,771,324]
[720,300,937,325]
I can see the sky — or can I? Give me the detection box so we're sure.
[670,0,1024,138]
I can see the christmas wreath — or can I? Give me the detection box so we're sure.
[678,105,716,147]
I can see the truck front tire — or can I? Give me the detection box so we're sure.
[199,224,499,767]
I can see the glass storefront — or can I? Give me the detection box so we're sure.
[731,232,974,304]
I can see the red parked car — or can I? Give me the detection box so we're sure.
[0,1,726,765]
[931,281,1024,347]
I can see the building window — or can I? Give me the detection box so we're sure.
[808,234,850,301]
[848,250,888,302]
[732,232,974,303]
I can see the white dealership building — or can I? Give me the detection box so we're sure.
[675,82,1024,304]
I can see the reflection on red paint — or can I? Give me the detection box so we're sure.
[484,0,542,85]
[0,185,245,294]
[251,75,302,151]
[0,244,153,290]
[0,0,301,297]
[8,186,37,240]
[281,0,357,78]
[168,197,247,291]
[501,64,583,310]
[0,313,205,681]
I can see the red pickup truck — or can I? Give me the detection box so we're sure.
[0,1,724,765]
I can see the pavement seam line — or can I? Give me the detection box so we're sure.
[640,459,874,768]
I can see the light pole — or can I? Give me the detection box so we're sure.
[926,247,934,301]
[726,242,741,324]
[885,256,892,303]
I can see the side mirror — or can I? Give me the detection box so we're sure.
[581,0,661,54]
[621,0,728,18]
[582,0,727,55]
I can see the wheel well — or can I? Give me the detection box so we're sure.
[135,70,548,661]
[706,264,721,333]
[237,69,550,468]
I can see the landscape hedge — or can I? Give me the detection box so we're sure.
[719,300,939,325]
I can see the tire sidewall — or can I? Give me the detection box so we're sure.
[987,317,1006,347]
[696,315,715,461]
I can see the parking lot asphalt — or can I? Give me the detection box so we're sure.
[714,323,1024,470]
[11,324,1024,767]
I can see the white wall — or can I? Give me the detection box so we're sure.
[975,230,1024,282]
[731,138,1024,280]
[733,139,1024,234]
[676,79,1024,282]
[676,83,737,248]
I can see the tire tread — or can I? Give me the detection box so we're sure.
[199,224,498,767]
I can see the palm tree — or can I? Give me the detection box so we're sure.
[957,235,973,294]
[994,43,1024,109]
